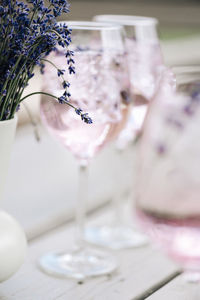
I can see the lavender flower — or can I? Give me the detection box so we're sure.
[81,113,93,124]
[0,0,92,124]
[57,69,65,77]
[75,108,93,124]
[156,143,166,155]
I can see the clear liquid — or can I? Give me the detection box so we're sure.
[41,49,131,159]
[40,98,116,162]
[115,39,163,148]
[108,104,131,140]
[42,49,129,118]
[137,209,200,271]
[126,38,163,100]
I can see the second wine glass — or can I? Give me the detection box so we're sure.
[84,15,164,249]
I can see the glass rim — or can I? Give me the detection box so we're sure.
[93,15,158,26]
[58,20,123,31]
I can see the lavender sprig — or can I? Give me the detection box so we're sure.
[0,0,92,124]
[20,91,92,124]
[75,108,93,124]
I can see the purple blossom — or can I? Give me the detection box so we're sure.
[0,0,74,120]
[0,0,92,124]
[75,108,83,115]
[57,69,65,77]
[156,143,166,155]
[183,104,194,116]
[69,65,75,74]
[62,81,70,88]
[75,108,93,124]
[81,113,93,124]
[58,95,67,104]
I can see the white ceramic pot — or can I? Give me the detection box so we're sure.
[0,211,27,282]
[0,117,27,282]
[0,117,17,200]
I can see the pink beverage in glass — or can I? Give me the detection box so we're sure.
[137,211,200,271]
[118,38,163,145]
[103,50,131,141]
[125,37,163,104]
[40,49,123,162]
[41,99,114,162]
[93,15,164,142]
[136,69,200,278]
[39,21,127,280]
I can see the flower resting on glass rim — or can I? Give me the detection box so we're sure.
[0,0,92,124]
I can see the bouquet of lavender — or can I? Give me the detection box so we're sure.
[0,0,92,124]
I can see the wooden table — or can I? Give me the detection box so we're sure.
[1,123,199,300]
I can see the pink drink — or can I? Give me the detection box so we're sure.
[136,78,200,272]
[107,105,130,141]
[116,39,163,148]
[125,38,163,103]
[106,51,131,139]
[41,49,125,161]
[40,98,114,161]
[137,209,200,271]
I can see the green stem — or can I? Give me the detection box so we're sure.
[49,29,72,61]
[19,91,76,111]
[9,72,29,119]
[0,15,72,119]
[0,36,45,119]
[0,55,24,119]
[41,58,68,87]
[41,58,59,70]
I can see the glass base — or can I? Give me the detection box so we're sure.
[38,247,117,280]
[85,225,148,250]
[181,270,200,283]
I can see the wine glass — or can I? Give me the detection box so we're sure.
[85,15,164,249]
[39,21,126,279]
[136,65,200,282]
[93,15,164,134]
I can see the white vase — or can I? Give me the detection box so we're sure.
[0,117,27,282]
[0,117,17,199]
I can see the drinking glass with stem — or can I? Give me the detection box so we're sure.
[39,21,127,279]
[84,15,164,249]
[136,65,200,283]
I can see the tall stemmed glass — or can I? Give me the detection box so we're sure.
[94,15,164,138]
[85,15,164,249]
[39,21,125,279]
[136,66,200,282]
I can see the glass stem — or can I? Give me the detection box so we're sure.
[113,149,124,225]
[75,164,89,249]
[113,190,123,225]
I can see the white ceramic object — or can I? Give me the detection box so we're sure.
[0,117,17,200]
[0,117,27,282]
[0,211,27,282]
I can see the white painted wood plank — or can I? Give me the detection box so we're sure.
[0,207,178,300]
[147,274,200,300]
